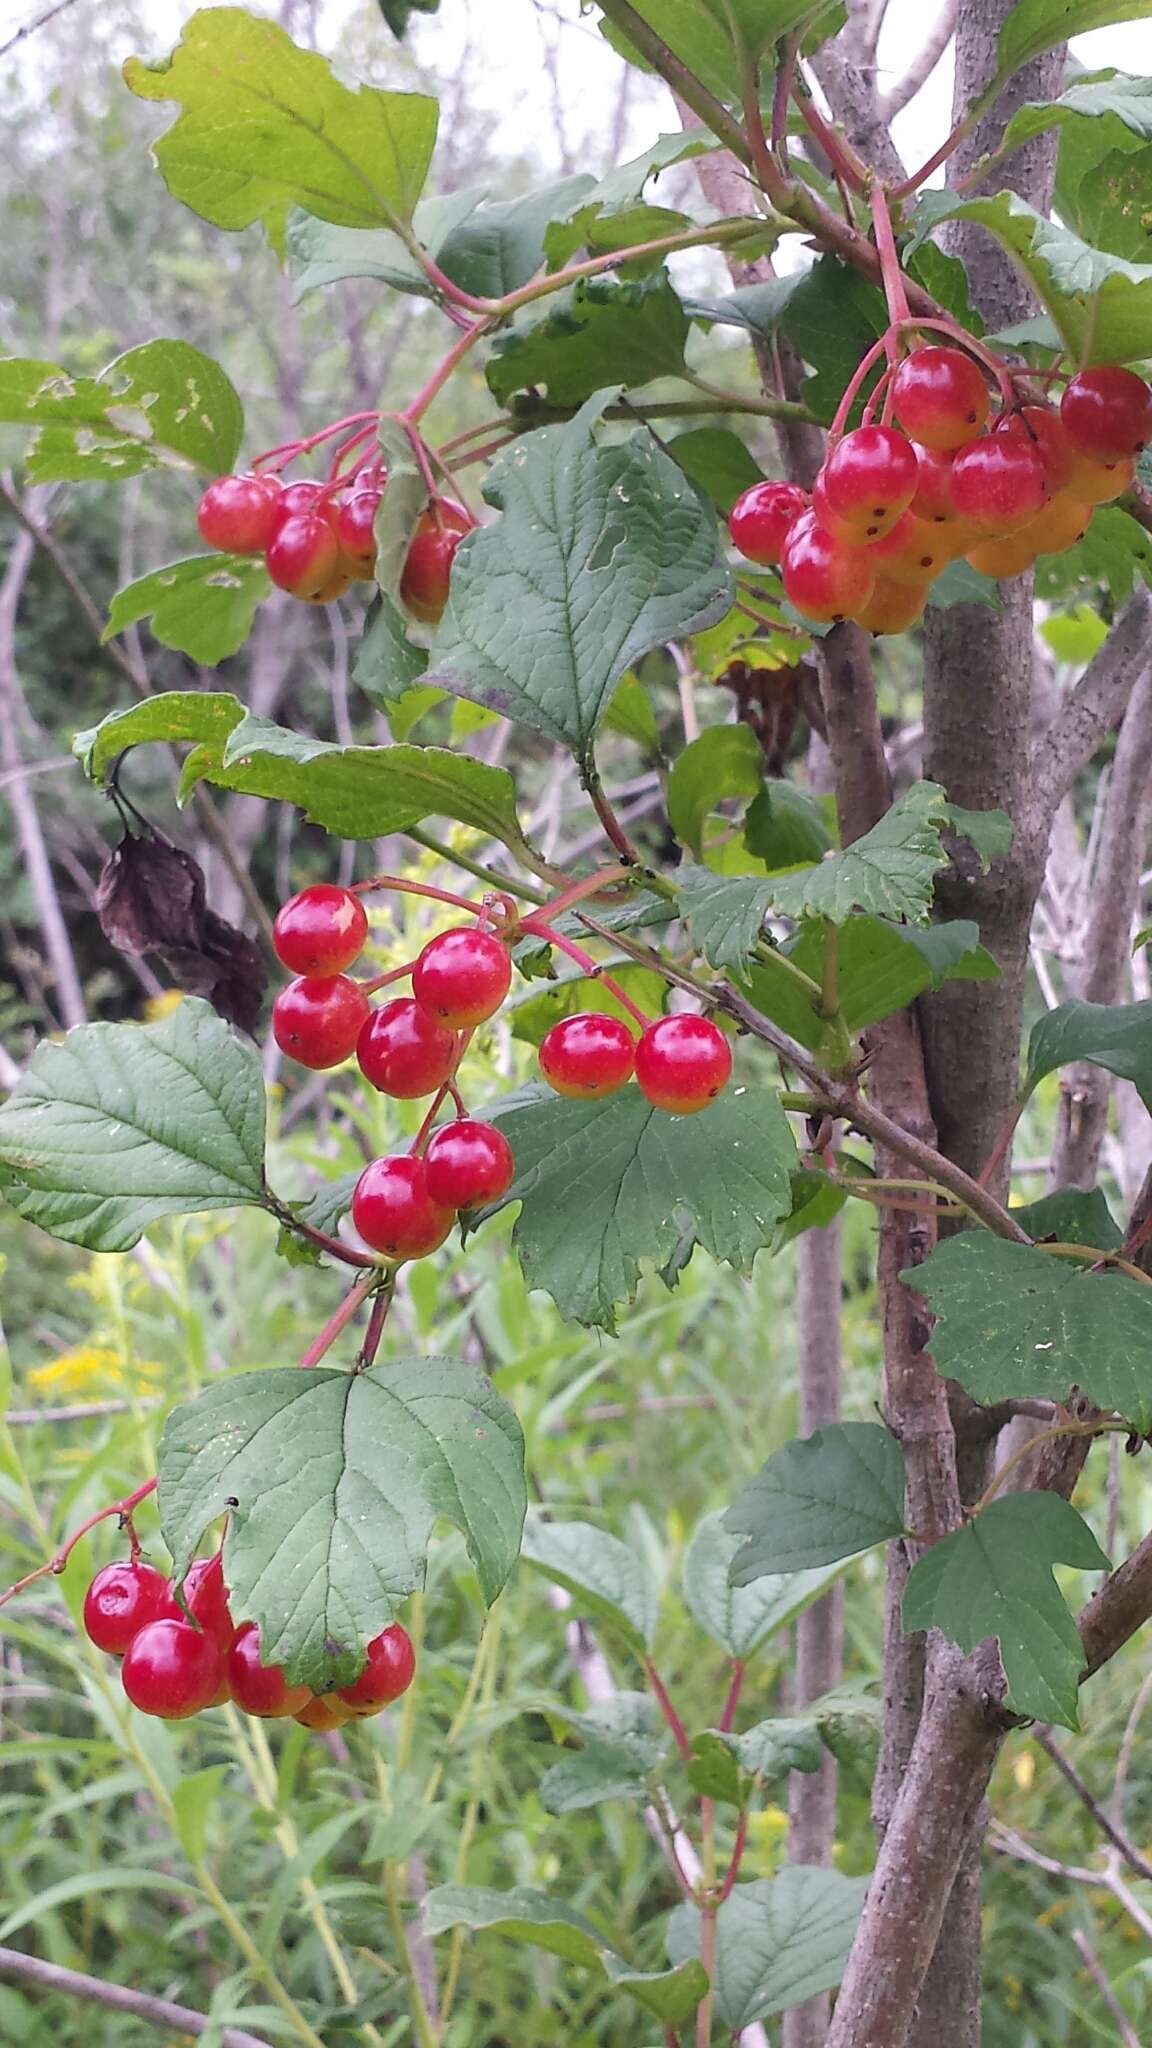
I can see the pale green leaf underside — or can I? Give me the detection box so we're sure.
[159,1358,526,1691]
[908,1231,1152,1431]
[105,555,269,663]
[682,1510,850,1658]
[1025,996,1152,1110]
[520,1515,660,1653]
[902,1492,1109,1728]
[124,6,437,236]
[74,691,529,853]
[422,1884,708,2025]
[725,1422,908,1582]
[666,1869,869,2029]
[0,999,264,1253]
[483,1079,796,1329]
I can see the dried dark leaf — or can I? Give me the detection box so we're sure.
[95,834,205,954]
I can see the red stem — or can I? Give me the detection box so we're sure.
[871,185,911,330]
[797,85,870,197]
[521,865,631,928]
[644,1656,694,1762]
[0,1476,159,1612]
[977,1101,1023,1189]
[829,333,896,441]
[525,921,652,1028]
[717,1806,750,1902]
[252,410,380,471]
[298,1271,381,1368]
[718,1658,745,1733]
[360,961,417,996]
[356,1280,394,1371]
[401,322,490,428]
[352,872,486,917]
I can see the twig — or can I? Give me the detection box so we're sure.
[1032,1726,1152,1884]
[0,1948,272,2048]
[1070,1929,1141,2048]
[879,0,958,119]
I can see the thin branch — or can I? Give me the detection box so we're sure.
[1070,1929,1141,2048]
[879,0,958,119]
[0,1949,272,2048]
[0,0,81,58]
[1032,1725,1152,1884]
[1079,1526,1152,1679]
[1030,589,1152,829]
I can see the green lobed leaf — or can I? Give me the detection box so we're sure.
[779,256,889,424]
[520,1515,660,1653]
[0,999,264,1254]
[104,555,269,663]
[688,1716,825,1802]
[666,1869,869,2028]
[669,427,765,512]
[667,724,764,857]
[775,1166,848,1246]
[682,1510,851,1659]
[426,392,732,753]
[910,187,1152,364]
[437,176,597,296]
[422,1884,708,2025]
[485,271,691,408]
[903,1492,1109,1729]
[544,133,719,267]
[604,673,660,750]
[1040,603,1109,664]
[599,0,840,100]
[540,1732,658,1814]
[482,1080,796,1330]
[74,692,530,854]
[3,340,243,481]
[733,913,995,1041]
[124,7,438,240]
[725,1423,908,1582]
[284,187,488,300]
[766,782,953,924]
[1012,1186,1122,1249]
[1024,996,1152,1110]
[159,1358,526,1691]
[745,780,835,870]
[997,2,1152,79]
[908,1233,1152,1431]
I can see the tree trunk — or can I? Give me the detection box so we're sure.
[910,9,1068,2041]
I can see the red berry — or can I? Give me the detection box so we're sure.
[728,480,809,565]
[335,1623,416,1716]
[296,1696,354,1730]
[227,1623,312,1719]
[273,885,368,977]
[538,1013,637,1098]
[334,488,381,572]
[351,1155,457,1260]
[866,510,952,585]
[1061,366,1152,461]
[412,927,511,1029]
[634,1014,732,1114]
[83,1560,169,1655]
[163,1553,235,1650]
[850,576,928,635]
[301,566,354,606]
[277,480,326,517]
[1063,447,1134,505]
[357,996,458,1098]
[197,473,283,554]
[400,502,470,624]
[266,513,341,598]
[890,347,990,451]
[819,426,919,538]
[909,445,959,524]
[121,1618,225,1719]
[424,1119,514,1208]
[994,406,1076,492]
[781,512,874,624]
[273,975,370,1070]
[949,435,1048,533]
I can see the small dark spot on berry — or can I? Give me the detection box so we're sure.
[919,556,932,568]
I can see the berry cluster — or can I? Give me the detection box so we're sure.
[83,1551,414,1729]
[268,882,735,1265]
[729,353,1151,633]
[197,467,470,621]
